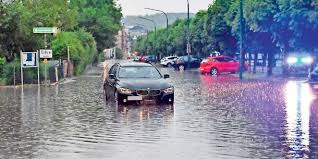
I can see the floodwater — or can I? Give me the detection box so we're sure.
[1,63,318,159]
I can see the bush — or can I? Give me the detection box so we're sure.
[97,52,106,62]
[0,57,4,79]
[51,30,97,75]
[0,58,50,85]
[0,59,20,85]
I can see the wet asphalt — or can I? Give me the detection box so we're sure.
[1,61,318,159]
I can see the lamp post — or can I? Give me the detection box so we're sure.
[138,17,157,55]
[145,8,169,58]
[239,0,245,80]
[186,0,191,69]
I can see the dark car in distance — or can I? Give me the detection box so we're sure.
[104,62,174,105]
[139,55,157,63]
[308,64,318,83]
[173,55,202,70]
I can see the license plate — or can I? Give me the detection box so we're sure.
[127,96,143,101]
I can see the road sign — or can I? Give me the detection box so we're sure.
[22,52,38,68]
[20,51,40,86]
[40,49,53,58]
[43,59,48,64]
[33,27,58,34]
[187,43,191,53]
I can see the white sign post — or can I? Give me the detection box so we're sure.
[33,27,58,85]
[20,51,40,87]
[40,49,53,59]
[40,49,53,84]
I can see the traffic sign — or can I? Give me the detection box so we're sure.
[40,49,53,59]
[22,52,38,68]
[187,43,191,53]
[20,51,40,86]
[33,27,58,34]
[43,59,48,64]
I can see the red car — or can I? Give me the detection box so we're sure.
[199,56,248,75]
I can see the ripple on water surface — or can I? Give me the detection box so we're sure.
[0,66,318,159]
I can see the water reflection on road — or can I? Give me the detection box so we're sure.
[284,81,316,158]
[0,66,318,159]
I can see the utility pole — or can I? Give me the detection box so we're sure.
[239,0,245,80]
[186,0,191,69]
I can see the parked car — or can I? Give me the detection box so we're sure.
[133,56,141,62]
[283,53,314,76]
[147,55,157,63]
[160,56,178,67]
[173,55,202,70]
[104,62,174,105]
[308,64,318,83]
[139,56,148,62]
[308,64,318,92]
[139,55,157,63]
[199,56,248,75]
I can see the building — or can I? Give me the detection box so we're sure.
[115,27,129,58]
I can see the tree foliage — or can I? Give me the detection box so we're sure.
[0,0,78,61]
[134,0,318,75]
[0,0,122,60]
[72,0,122,52]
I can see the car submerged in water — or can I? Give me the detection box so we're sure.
[104,62,174,105]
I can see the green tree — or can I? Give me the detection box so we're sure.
[206,0,237,56]
[72,0,123,52]
[190,10,209,57]
[0,0,78,61]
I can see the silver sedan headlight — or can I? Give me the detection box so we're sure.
[163,87,174,94]
[118,88,134,94]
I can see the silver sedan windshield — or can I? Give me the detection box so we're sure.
[118,66,162,79]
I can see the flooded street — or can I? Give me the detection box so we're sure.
[1,64,318,159]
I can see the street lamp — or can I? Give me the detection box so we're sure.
[239,0,245,80]
[144,8,168,30]
[138,17,157,55]
[145,8,169,58]
[186,0,191,69]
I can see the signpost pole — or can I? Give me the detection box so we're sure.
[20,51,24,87]
[44,59,47,85]
[67,46,70,61]
[44,34,47,49]
[37,50,40,86]
[13,65,16,86]
[44,34,48,85]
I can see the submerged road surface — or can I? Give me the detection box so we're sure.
[1,61,318,159]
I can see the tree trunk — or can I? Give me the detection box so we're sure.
[262,53,267,73]
[267,52,274,76]
[248,52,252,73]
[253,52,257,74]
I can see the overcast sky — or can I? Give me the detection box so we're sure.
[117,0,213,16]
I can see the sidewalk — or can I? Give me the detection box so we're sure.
[232,67,284,80]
